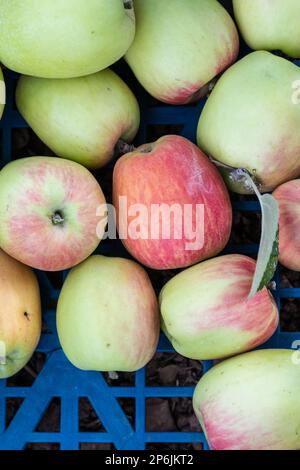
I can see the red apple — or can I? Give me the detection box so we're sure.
[0,157,107,271]
[113,135,232,270]
[160,254,278,360]
[273,179,300,271]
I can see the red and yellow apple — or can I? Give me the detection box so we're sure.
[273,179,300,271]
[0,157,107,271]
[0,0,135,78]
[125,0,239,104]
[233,0,300,58]
[57,255,160,372]
[113,135,232,270]
[0,249,41,379]
[16,69,140,169]
[160,254,278,360]
[197,51,300,193]
[193,349,300,450]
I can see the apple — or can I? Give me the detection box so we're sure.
[16,69,140,169]
[0,157,107,271]
[233,0,300,58]
[0,0,135,78]
[193,349,300,450]
[57,255,160,372]
[197,51,300,193]
[113,135,232,270]
[125,0,239,104]
[273,179,300,271]
[0,248,41,379]
[160,254,278,360]
[0,67,5,119]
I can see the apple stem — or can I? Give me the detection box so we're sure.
[115,139,136,157]
[108,371,119,380]
[51,211,64,226]
[208,156,263,193]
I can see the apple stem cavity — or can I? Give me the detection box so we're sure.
[115,139,136,157]
[51,210,65,226]
[139,143,153,154]
[123,1,133,10]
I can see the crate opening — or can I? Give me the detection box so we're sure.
[146,352,202,386]
[117,397,135,431]
[35,397,61,433]
[78,397,105,433]
[280,298,300,332]
[5,397,24,429]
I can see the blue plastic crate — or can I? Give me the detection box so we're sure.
[0,66,299,451]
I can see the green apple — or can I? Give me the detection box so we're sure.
[57,255,160,372]
[233,0,300,58]
[0,249,41,379]
[0,0,135,78]
[125,0,239,104]
[16,69,140,169]
[197,51,300,193]
[193,349,300,450]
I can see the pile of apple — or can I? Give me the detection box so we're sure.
[0,0,300,451]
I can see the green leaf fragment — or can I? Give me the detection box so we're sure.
[209,158,279,298]
[239,173,279,298]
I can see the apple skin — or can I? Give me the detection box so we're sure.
[193,349,300,450]
[160,254,278,360]
[57,255,160,372]
[0,67,5,119]
[0,249,41,379]
[233,0,300,58]
[113,135,232,270]
[125,0,239,105]
[16,70,140,169]
[197,51,300,193]
[0,157,107,271]
[273,180,300,271]
[0,0,135,79]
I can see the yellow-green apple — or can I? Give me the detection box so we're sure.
[197,51,300,193]
[0,0,135,78]
[233,0,300,58]
[57,255,159,372]
[193,349,300,450]
[113,135,232,270]
[16,69,140,169]
[125,0,239,104]
[160,254,278,360]
[0,248,41,379]
[273,179,300,271]
[0,157,107,271]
